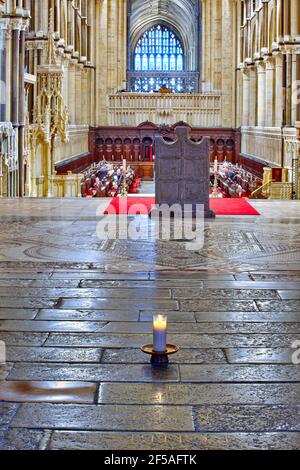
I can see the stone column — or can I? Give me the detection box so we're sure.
[18,26,26,197]
[265,57,275,127]
[257,61,266,127]
[0,19,8,121]
[248,66,257,126]
[285,50,292,126]
[242,68,250,126]
[296,50,300,123]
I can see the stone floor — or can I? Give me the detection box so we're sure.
[0,198,300,450]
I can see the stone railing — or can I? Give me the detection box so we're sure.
[108,93,221,127]
[0,122,18,197]
[33,172,82,198]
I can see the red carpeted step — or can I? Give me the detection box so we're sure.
[104,197,260,216]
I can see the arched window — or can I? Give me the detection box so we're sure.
[131,24,187,93]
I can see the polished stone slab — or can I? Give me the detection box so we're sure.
[0,298,57,308]
[45,332,300,348]
[0,287,172,299]
[37,309,140,322]
[98,383,300,405]
[226,348,295,364]
[101,348,226,364]
[194,405,300,432]
[48,431,300,450]
[0,381,97,404]
[7,363,179,382]
[139,311,196,322]
[51,272,151,280]
[0,309,38,320]
[173,288,280,300]
[99,321,300,334]
[179,364,300,382]
[278,290,300,300]
[5,346,102,363]
[0,320,107,333]
[180,300,257,312]
[195,311,300,322]
[0,332,49,346]
[80,279,205,288]
[11,403,194,431]
[60,298,178,310]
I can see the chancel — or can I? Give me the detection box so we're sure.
[0,0,300,453]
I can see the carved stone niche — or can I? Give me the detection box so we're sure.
[153,126,215,218]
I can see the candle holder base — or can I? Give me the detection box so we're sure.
[141,344,179,366]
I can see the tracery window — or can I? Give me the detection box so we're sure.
[131,24,188,93]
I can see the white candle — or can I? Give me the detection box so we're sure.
[214,158,218,174]
[122,158,127,174]
[153,314,167,352]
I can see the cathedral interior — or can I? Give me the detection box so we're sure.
[0,0,300,452]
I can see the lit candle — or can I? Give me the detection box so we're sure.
[153,314,167,352]
[214,158,218,174]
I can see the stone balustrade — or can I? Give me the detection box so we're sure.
[108,93,221,127]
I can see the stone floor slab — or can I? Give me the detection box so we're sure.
[173,288,280,300]
[60,298,178,310]
[0,428,47,450]
[48,430,300,450]
[37,309,140,322]
[98,383,300,405]
[195,311,300,322]
[0,320,107,333]
[0,332,49,347]
[101,348,226,364]
[226,348,295,364]
[11,403,194,431]
[180,300,257,312]
[179,364,300,382]
[7,363,179,382]
[0,309,38,320]
[5,346,102,363]
[194,405,300,432]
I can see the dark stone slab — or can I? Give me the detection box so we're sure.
[180,364,300,382]
[0,320,107,333]
[98,383,300,405]
[0,287,171,299]
[7,363,179,382]
[48,430,300,450]
[37,309,140,322]
[0,332,49,346]
[45,332,300,348]
[52,272,151,280]
[180,300,257,312]
[0,428,46,450]
[173,288,280,300]
[150,273,236,280]
[0,309,38,320]
[11,403,194,431]
[0,298,57,308]
[60,298,178,310]
[194,405,300,432]
[0,381,97,404]
[101,348,226,364]
[226,348,295,364]
[6,346,102,363]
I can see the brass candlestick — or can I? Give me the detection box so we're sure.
[141,344,179,366]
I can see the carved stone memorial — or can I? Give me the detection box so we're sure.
[154,126,215,218]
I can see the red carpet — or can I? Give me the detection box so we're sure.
[104,197,260,216]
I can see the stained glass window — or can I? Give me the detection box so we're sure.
[132,25,185,93]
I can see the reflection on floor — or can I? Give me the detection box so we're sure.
[0,199,299,450]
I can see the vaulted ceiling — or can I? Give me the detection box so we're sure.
[129,0,200,70]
